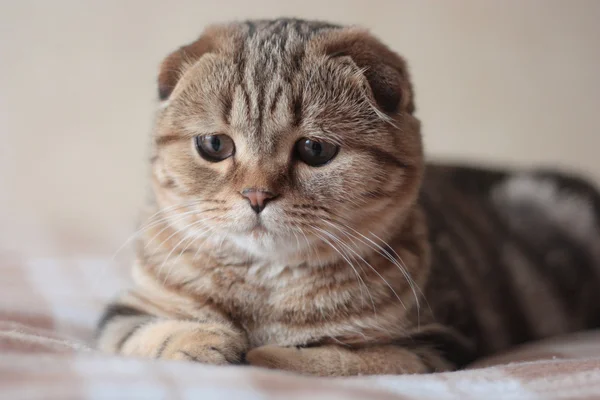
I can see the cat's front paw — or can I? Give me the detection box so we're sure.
[246,345,302,371]
[121,320,247,365]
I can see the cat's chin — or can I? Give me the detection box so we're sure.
[227,228,308,260]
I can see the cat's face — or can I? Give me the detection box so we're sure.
[150,20,423,261]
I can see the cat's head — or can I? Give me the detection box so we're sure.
[150,19,423,262]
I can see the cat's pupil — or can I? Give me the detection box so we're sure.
[211,136,221,152]
[311,141,322,156]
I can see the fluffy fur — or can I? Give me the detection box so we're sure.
[96,19,600,376]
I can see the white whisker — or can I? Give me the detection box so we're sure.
[158,222,216,283]
[110,201,205,261]
[323,219,422,325]
[193,227,220,261]
[308,225,377,314]
[145,214,216,252]
[312,225,404,312]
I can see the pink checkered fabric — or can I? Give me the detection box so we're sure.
[2,255,600,400]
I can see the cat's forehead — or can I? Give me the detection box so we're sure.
[240,19,341,45]
[172,20,383,150]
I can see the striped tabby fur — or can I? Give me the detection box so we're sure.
[96,19,600,376]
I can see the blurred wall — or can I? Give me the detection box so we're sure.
[1,1,599,256]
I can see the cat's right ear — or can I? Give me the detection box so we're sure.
[313,28,416,115]
[157,28,221,101]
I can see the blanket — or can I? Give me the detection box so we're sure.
[2,255,600,399]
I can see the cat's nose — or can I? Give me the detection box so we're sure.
[241,189,277,214]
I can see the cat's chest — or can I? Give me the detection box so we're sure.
[188,266,403,347]
[205,263,312,315]
[195,263,379,346]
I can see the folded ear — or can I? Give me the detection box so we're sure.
[313,28,415,115]
[157,26,229,101]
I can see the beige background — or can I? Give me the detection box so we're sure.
[1,1,599,257]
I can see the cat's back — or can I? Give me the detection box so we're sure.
[419,163,600,362]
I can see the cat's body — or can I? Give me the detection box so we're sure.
[97,19,600,376]
[421,165,600,366]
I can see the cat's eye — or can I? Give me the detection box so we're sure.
[195,134,235,162]
[295,138,339,167]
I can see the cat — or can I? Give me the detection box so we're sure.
[96,18,600,376]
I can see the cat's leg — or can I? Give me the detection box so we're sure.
[96,301,247,364]
[246,344,453,376]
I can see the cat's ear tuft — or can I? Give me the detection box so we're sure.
[316,29,415,114]
[157,30,218,101]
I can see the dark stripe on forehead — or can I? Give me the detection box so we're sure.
[292,94,303,127]
[231,19,337,135]
[243,18,340,37]
[263,19,280,30]
[290,47,305,74]
[255,79,264,135]
[269,85,283,115]
[294,19,341,38]
[234,43,246,77]
[277,31,288,54]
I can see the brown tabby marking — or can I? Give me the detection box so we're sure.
[97,19,600,376]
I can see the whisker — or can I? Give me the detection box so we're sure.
[147,216,218,269]
[157,222,216,283]
[167,226,217,282]
[323,219,421,321]
[312,225,403,312]
[291,224,319,263]
[171,224,212,266]
[193,228,219,261]
[144,212,217,251]
[110,200,206,260]
[369,230,425,298]
[92,201,203,294]
[307,225,376,314]
[290,226,301,252]
[368,230,431,325]
[144,200,202,223]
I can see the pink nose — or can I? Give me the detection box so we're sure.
[241,189,277,214]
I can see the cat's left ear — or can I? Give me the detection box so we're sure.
[313,28,415,115]
[157,26,229,101]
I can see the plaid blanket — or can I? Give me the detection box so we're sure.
[2,255,600,399]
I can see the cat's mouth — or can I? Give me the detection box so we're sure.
[248,221,269,237]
